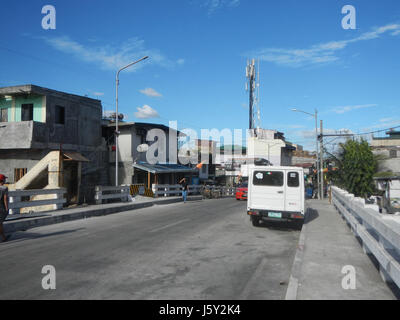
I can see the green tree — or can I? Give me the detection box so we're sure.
[336,139,377,197]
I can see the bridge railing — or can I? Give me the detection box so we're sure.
[8,188,67,214]
[332,186,400,289]
[151,184,236,198]
[95,185,130,204]
[151,184,202,197]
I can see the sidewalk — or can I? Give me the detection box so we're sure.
[4,195,202,234]
[286,199,399,300]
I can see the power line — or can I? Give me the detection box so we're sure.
[350,125,400,137]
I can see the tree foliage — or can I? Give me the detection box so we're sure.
[333,139,377,197]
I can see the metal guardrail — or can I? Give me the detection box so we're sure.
[95,185,130,204]
[152,184,236,198]
[8,188,67,214]
[332,186,400,289]
[152,184,202,197]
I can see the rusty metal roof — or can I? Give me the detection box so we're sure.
[63,152,90,162]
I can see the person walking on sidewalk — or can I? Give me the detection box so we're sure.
[0,174,10,242]
[179,178,189,203]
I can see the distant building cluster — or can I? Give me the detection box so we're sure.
[0,84,318,204]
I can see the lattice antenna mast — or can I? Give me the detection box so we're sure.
[254,59,261,129]
[245,59,256,131]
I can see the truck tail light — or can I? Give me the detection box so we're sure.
[248,211,259,216]
[290,213,304,219]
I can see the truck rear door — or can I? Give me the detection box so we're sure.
[250,169,285,211]
[285,170,303,213]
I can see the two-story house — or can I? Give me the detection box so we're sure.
[0,84,107,203]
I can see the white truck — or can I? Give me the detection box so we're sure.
[247,166,305,228]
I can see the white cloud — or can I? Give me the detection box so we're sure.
[92,92,104,96]
[246,23,400,68]
[139,88,162,97]
[331,104,377,114]
[379,117,394,123]
[201,0,240,15]
[42,36,178,71]
[134,105,160,119]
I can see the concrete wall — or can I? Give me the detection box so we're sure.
[0,149,49,183]
[373,148,400,173]
[371,139,400,148]
[0,85,102,150]
[378,159,400,173]
[44,93,101,148]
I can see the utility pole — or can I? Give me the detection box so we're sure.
[291,108,320,199]
[315,109,319,199]
[115,56,148,186]
[320,119,324,199]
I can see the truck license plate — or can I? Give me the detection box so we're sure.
[268,212,282,218]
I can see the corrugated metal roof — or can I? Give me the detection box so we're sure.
[133,162,196,174]
[63,152,90,162]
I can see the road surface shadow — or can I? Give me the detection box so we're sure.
[3,228,85,245]
[258,220,303,231]
[304,207,319,224]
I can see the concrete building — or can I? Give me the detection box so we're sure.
[291,144,317,175]
[103,121,195,188]
[214,146,248,186]
[213,129,296,186]
[194,139,217,182]
[0,84,107,203]
[247,128,295,166]
[371,130,400,175]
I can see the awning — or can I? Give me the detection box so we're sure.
[133,162,196,174]
[63,152,90,162]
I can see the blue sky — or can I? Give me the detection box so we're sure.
[1,0,400,151]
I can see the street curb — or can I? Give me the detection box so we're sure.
[285,211,308,300]
[4,195,203,234]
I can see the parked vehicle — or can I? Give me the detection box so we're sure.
[235,182,248,200]
[247,166,305,227]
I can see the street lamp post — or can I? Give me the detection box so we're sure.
[291,108,320,199]
[115,56,149,186]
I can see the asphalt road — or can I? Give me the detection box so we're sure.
[0,198,301,299]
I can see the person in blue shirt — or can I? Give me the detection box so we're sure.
[179,178,189,203]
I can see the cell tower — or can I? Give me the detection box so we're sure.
[246,59,261,132]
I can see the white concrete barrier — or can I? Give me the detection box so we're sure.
[8,188,67,214]
[151,184,202,197]
[332,186,400,289]
[151,185,236,198]
[95,185,130,204]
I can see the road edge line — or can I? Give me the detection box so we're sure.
[284,215,308,300]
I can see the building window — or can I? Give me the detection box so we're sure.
[0,108,7,122]
[14,168,27,183]
[390,149,398,158]
[136,128,147,144]
[55,105,65,124]
[21,104,33,121]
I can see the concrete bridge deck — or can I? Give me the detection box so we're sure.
[286,199,400,300]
